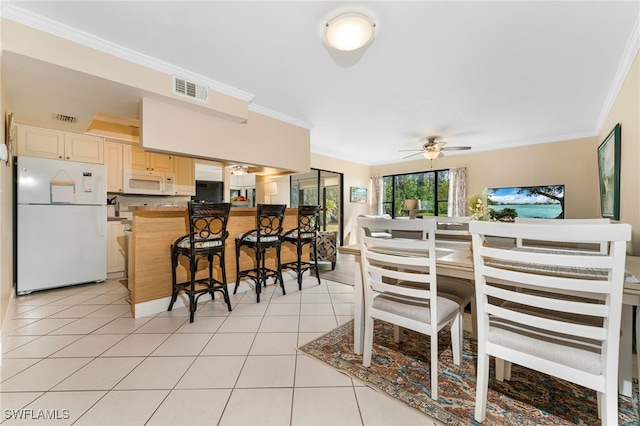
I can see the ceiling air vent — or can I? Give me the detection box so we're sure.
[172,75,208,103]
[55,113,77,124]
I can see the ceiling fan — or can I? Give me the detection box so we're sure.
[400,137,472,160]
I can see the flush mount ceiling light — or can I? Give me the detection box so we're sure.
[324,13,376,51]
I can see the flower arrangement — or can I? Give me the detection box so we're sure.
[468,189,490,221]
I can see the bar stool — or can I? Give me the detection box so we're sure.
[281,205,321,289]
[234,204,287,303]
[169,201,232,322]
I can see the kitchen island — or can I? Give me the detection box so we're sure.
[128,206,302,317]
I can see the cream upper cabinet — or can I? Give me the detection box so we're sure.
[64,133,104,163]
[17,125,103,164]
[149,152,174,172]
[125,145,147,170]
[174,156,195,196]
[124,145,174,172]
[17,125,65,160]
[104,141,124,193]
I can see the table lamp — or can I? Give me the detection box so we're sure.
[265,181,277,203]
[403,199,421,219]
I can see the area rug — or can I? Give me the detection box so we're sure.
[299,320,640,425]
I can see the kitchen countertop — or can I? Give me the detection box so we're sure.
[130,206,264,212]
[108,216,132,225]
[131,206,185,211]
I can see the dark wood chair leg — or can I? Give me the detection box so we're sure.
[233,240,242,295]
[312,240,321,285]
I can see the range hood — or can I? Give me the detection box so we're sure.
[85,112,140,143]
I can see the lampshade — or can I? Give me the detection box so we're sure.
[403,199,420,211]
[423,150,440,160]
[264,182,277,195]
[324,13,376,51]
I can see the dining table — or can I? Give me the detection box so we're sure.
[339,240,640,398]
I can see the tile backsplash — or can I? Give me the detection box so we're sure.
[109,194,191,215]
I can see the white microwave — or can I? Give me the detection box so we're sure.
[123,169,175,195]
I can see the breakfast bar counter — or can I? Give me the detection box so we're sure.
[128,206,300,317]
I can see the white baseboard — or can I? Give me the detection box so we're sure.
[0,290,17,366]
[132,283,242,318]
[133,296,183,318]
[107,271,126,280]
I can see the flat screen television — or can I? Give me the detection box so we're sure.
[487,185,565,220]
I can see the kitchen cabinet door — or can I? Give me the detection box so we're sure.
[174,156,195,196]
[107,221,126,274]
[123,145,173,172]
[149,152,174,172]
[104,141,123,193]
[16,125,65,160]
[64,133,104,164]
[17,125,103,164]
[124,145,148,171]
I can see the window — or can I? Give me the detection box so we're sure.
[290,168,344,246]
[382,169,450,218]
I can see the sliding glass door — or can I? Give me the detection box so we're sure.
[290,169,343,246]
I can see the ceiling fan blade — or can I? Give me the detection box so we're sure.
[441,146,471,151]
[402,152,423,159]
[398,149,423,152]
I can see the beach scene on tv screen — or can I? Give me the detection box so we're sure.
[488,185,565,220]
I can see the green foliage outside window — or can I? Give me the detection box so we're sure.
[382,169,450,218]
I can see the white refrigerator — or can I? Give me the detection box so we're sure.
[16,156,107,294]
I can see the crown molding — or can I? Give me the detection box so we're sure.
[248,103,315,130]
[595,13,640,135]
[1,4,255,103]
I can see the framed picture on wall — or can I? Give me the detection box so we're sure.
[350,187,367,203]
[597,123,621,220]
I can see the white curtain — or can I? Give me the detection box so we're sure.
[370,176,383,215]
[447,167,467,217]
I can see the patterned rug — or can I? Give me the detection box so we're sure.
[298,320,640,425]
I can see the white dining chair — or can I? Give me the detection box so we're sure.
[357,217,474,400]
[469,221,631,425]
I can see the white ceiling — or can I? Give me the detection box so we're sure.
[3,1,639,166]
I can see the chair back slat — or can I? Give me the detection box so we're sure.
[514,217,611,253]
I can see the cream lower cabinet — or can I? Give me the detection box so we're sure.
[107,221,127,274]
[174,156,195,196]
[17,125,104,164]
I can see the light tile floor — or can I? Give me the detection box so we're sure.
[0,274,441,426]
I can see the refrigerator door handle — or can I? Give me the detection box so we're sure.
[100,206,106,237]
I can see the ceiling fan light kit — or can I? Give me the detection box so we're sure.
[400,136,472,161]
[423,149,440,160]
[231,165,248,176]
[324,13,376,51]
